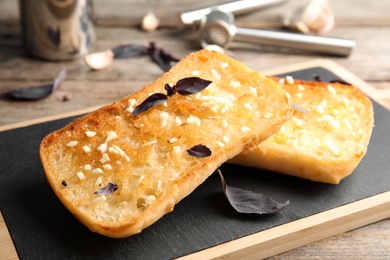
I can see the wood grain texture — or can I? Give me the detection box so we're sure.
[0,0,389,258]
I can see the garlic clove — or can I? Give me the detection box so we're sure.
[141,11,160,32]
[83,49,114,70]
[284,0,335,34]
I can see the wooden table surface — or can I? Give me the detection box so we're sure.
[0,0,389,259]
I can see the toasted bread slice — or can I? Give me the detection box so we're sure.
[40,50,293,237]
[230,76,374,184]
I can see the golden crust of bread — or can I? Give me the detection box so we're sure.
[40,50,293,237]
[230,76,374,184]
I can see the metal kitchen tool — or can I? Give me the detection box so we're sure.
[19,0,95,60]
[180,0,288,26]
[199,10,355,56]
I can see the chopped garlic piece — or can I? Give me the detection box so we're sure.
[97,142,108,153]
[249,87,257,96]
[298,84,304,91]
[76,172,85,180]
[85,131,96,137]
[131,175,144,188]
[95,176,103,186]
[191,70,200,76]
[244,103,253,110]
[221,62,229,69]
[263,113,274,119]
[286,76,294,85]
[217,141,225,148]
[241,126,251,133]
[173,146,181,153]
[144,195,156,205]
[222,119,228,128]
[175,117,183,126]
[106,131,118,142]
[83,164,92,171]
[92,168,104,174]
[103,164,112,170]
[93,195,106,203]
[187,115,201,126]
[100,153,111,164]
[66,141,78,147]
[223,135,230,144]
[143,139,158,146]
[159,111,169,126]
[327,84,337,95]
[168,137,178,143]
[83,145,91,153]
[229,80,240,88]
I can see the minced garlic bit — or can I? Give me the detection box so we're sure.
[83,145,91,153]
[241,126,251,133]
[249,87,257,96]
[95,176,103,186]
[222,135,230,144]
[229,80,240,88]
[93,195,106,203]
[211,69,220,79]
[191,70,200,76]
[263,113,274,119]
[159,111,169,127]
[143,139,158,146]
[76,171,85,180]
[217,141,225,148]
[222,119,228,128]
[103,164,113,170]
[292,117,304,126]
[131,175,144,188]
[144,195,156,205]
[126,99,137,113]
[92,168,104,174]
[168,137,178,143]
[83,164,92,171]
[244,103,253,110]
[175,117,183,126]
[97,142,108,153]
[100,153,111,163]
[327,84,337,95]
[220,62,229,69]
[286,76,294,85]
[343,118,353,129]
[298,84,304,91]
[66,141,78,147]
[106,131,118,142]
[186,115,201,126]
[85,131,96,137]
[173,146,181,153]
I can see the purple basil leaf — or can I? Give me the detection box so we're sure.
[164,83,176,97]
[175,77,212,96]
[147,42,180,72]
[94,182,118,196]
[0,68,66,100]
[187,144,212,158]
[218,170,289,214]
[112,44,147,59]
[131,93,168,116]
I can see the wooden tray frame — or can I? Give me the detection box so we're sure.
[1,59,389,260]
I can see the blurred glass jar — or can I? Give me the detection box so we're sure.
[19,0,95,60]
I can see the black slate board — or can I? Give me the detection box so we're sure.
[1,66,389,260]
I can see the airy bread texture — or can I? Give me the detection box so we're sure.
[230,76,374,184]
[40,50,293,237]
